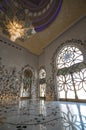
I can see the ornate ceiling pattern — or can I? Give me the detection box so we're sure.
[0,0,62,41]
[0,0,86,55]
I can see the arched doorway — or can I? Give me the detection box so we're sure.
[20,67,33,99]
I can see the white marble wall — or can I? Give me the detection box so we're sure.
[39,16,86,101]
[0,36,38,98]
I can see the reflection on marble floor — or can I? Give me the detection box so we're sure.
[0,99,86,130]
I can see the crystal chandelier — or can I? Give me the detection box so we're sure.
[6,16,36,42]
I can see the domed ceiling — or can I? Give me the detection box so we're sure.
[0,0,62,40]
[0,0,86,55]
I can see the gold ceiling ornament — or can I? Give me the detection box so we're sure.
[6,16,36,42]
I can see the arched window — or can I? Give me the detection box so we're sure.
[56,45,86,101]
[39,68,46,98]
[56,45,83,69]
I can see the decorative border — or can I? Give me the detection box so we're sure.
[0,39,22,51]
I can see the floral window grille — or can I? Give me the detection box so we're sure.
[39,69,46,98]
[56,45,86,101]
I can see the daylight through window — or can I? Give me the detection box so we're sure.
[56,45,86,101]
[39,69,46,98]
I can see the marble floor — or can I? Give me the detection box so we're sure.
[0,99,86,130]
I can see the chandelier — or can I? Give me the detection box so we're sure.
[6,16,36,42]
[0,0,62,42]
